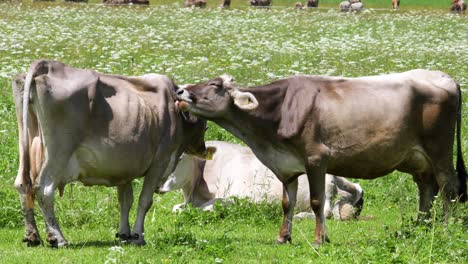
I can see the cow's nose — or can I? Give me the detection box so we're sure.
[176,89,186,97]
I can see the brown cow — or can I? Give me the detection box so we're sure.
[103,0,149,4]
[249,0,271,7]
[12,60,213,247]
[220,0,231,8]
[306,0,318,8]
[184,0,207,7]
[451,0,467,15]
[175,70,467,246]
[392,0,400,9]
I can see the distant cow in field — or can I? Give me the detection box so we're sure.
[176,70,467,246]
[306,0,318,8]
[12,60,213,247]
[339,1,350,12]
[249,0,271,7]
[392,0,400,9]
[294,2,304,9]
[451,0,467,15]
[103,0,149,4]
[184,0,207,7]
[220,0,231,7]
[350,1,364,11]
[159,141,364,220]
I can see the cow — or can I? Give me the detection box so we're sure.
[339,1,350,12]
[175,70,467,246]
[159,141,364,220]
[12,59,215,247]
[294,2,304,9]
[184,0,207,8]
[451,0,467,15]
[249,0,271,7]
[392,0,400,9]
[306,0,318,8]
[102,0,149,4]
[350,1,364,12]
[220,0,231,8]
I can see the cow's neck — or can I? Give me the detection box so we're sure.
[212,85,303,174]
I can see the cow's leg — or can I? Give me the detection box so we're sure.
[277,178,298,244]
[35,163,67,247]
[432,163,459,219]
[116,183,133,242]
[306,159,329,246]
[412,171,438,221]
[15,176,42,247]
[324,175,337,219]
[131,161,170,245]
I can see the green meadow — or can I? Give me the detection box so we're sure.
[0,1,466,263]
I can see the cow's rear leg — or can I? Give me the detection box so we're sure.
[35,163,68,247]
[116,183,133,242]
[433,164,460,219]
[276,179,298,244]
[15,177,42,246]
[412,172,438,222]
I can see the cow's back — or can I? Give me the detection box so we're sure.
[307,70,459,179]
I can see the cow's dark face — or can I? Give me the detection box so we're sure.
[182,118,215,160]
[176,75,258,119]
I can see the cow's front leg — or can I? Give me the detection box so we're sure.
[277,178,298,244]
[116,183,133,242]
[131,163,168,246]
[307,163,329,246]
[36,180,67,247]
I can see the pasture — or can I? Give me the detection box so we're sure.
[0,1,467,263]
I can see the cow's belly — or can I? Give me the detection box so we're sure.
[327,144,426,179]
[68,142,154,186]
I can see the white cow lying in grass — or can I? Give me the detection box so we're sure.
[159,141,364,220]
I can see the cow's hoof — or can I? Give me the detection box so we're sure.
[23,236,42,247]
[276,235,292,244]
[116,233,132,243]
[129,233,146,246]
[47,236,68,248]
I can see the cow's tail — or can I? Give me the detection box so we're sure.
[456,83,467,202]
[21,60,47,209]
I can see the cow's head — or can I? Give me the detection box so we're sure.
[182,117,216,160]
[175,75,258,118]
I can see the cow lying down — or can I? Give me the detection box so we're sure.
[160,141,364,220]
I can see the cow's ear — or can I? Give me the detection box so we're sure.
[230,89,259,111]
[277,83,318,139]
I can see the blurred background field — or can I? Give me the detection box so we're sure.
[0,1,466,263]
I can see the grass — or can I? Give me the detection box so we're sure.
[0,1,467,263]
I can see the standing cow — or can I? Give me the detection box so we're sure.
[451,0,467,15]
[306,0,318,8]
[249,0,271,7]
[184,0,207,7]
[12,60,214,247]
[159,141,364,220]
[175,70,467,246]
[392,0,400,9]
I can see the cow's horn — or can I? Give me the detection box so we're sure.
[220,74,234,88]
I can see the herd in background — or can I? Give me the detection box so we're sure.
[28,0,467,14]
